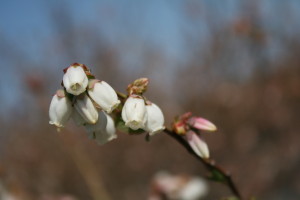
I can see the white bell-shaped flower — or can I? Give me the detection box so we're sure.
[144,102,165,135]
[63,66,88,95]
[49,90,72,128]
[74,94,98,124]
[85,111,117,145]
[121,96,147,130]
[186,131,209,159]
[88,80,120,113]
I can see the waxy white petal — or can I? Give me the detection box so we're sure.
[75,95,98,124]
[88,80,120,113]
[121,96,147,130]
[144,103,165,135]
[85,111,117,145]
[49,92,72,128]
[63,66,88,95]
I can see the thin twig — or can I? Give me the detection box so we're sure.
[116,91,242,199]
[163,128,242,200]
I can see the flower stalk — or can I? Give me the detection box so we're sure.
[50,65,244,200]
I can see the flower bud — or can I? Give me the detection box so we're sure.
[85,111,117,145]
[74,95,98,124]
[63,65,88,95]
[188,117,217,132]
[173,121,187,135]
[49,90,72,128]
[127,77,149,95]
[88,80,120,113]
[121,96,147,130]
[144,102,165,135]
[186,131,209,159]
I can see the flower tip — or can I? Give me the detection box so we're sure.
[90,119,98,124]
[149,126,165,136]
[49,121,64,132]
[106,100,121,113]
[189,117,217,132]
[125,120,145,130]
[186,131,210,159]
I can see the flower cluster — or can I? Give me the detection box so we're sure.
[173,112,217,159]
[49,63,120,145]
[49,64,165,144]
[121,78,165,136]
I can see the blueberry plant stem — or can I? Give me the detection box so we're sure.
[163,128,243,200]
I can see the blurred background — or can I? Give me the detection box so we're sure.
[0,0,300,199]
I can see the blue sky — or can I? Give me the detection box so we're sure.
[1,0,300,115]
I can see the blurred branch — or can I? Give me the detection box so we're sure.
[117,91,243,199]
[163,128,243,200]
[59,130,111,200]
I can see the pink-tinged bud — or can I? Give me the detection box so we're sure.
[186,131,209,159]
[63,65,88,95]
[85,111,117,145]
[173,121,187,135]
[188,117,217,132]
[144,102,165,136]
[121,96,147,130]
[74,95,98,124]
[49,90,72,128]
[88,80,120,113]
[127,77,149,95]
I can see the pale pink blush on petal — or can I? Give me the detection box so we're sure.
[189,117,217,132]
[186,131,210,158]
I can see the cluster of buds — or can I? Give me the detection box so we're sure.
[173,112,217,159]
[49,63,120,145]
[121,78,165,136]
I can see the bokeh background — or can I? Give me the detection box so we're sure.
[1,0,300,199]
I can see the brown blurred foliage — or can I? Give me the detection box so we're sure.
[1,1,300,200]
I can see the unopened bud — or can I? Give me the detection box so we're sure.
[127,78,149,95]
[186,131,209,159]
[173,121,187,135]
[188,117,217,132]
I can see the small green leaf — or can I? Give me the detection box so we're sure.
[209,169,227,183]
